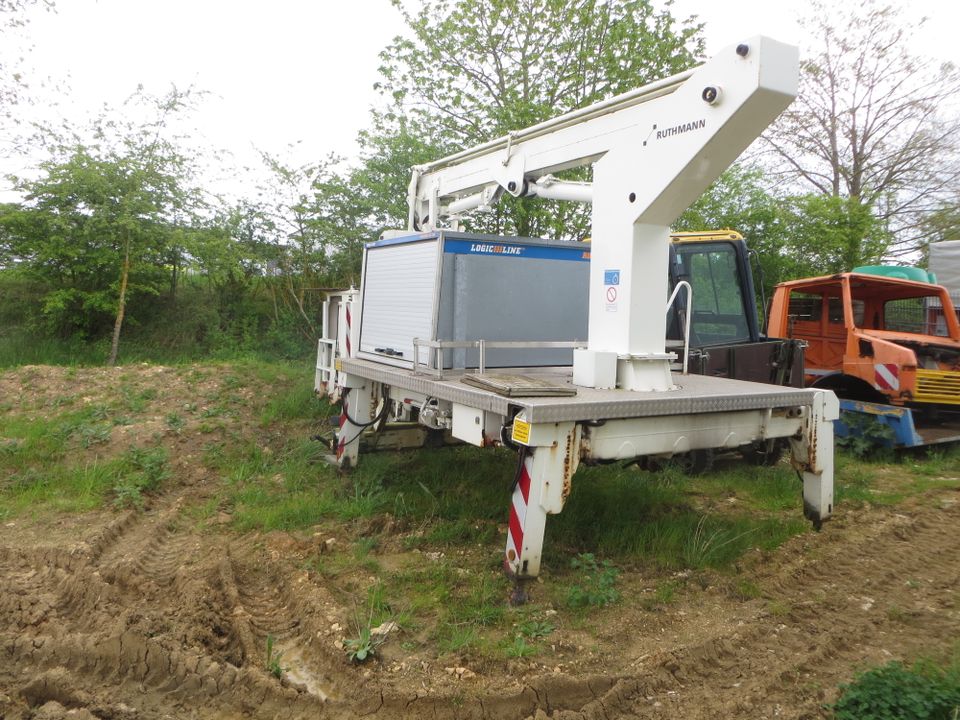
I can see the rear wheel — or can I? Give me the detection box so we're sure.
[680,449,715,475]
[638,449,714,475]
[741,438,788,466]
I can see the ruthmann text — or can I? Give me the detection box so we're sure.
[656,119,706,139]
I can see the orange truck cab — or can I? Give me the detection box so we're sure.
[768,273,960,413]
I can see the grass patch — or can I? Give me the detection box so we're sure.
[260,382,331,425]
[0,442,168,516]
[222,444,513,534]
[640,579,680,611]
[705,463,803,512]
[544,464,807,572]
[221,441,812,575]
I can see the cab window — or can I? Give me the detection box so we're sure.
[672,242,750,344]
[884,297,947,337]
[787,292,822,322]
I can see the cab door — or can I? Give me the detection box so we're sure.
[783,284,846,380]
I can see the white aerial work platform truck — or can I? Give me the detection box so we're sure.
[316,37,838,601]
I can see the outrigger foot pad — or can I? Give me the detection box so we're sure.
[509,579,530,606]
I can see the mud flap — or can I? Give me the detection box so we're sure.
[790,390,839,528]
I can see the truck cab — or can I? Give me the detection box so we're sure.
[668,230,804,388]
[768,273,960,410]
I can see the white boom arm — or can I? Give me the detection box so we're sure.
[407,37,798,392]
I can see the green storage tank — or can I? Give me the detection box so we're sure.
[852,265,937,284]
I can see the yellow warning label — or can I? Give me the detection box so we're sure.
[512,418,531,445]
[334,359,342,371]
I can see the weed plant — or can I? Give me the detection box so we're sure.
[832,656,960,720]
[518,620,555,639]
[343,624,385,663]
[112,447,170,508]
[344,597,391,663]
[504,635,537,658]
[264,635,286,679]
[566,553,620,609]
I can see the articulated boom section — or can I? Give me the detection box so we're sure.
[409,36,798,392]
[316,37,837,602]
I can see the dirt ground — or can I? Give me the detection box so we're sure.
[1,365,958,719]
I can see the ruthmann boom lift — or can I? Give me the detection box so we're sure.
[316,37,838,599]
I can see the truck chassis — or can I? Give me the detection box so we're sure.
[317,292,837,598]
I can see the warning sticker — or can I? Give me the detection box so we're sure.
[512,418,531,445]
[334,359,343,371]
[604,269,620,312]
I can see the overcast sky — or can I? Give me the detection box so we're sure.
[3,0,958,199]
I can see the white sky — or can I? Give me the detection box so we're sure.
[3,0,959,200]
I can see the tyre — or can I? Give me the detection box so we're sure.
[741,438,788,466]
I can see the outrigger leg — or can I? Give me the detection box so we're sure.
[789,390,839,529]
[503,420,580,604]
[336,376,372,472]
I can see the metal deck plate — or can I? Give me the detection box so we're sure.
[342,358,817,423]
[461,373,578,397]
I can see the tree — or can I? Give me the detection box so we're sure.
[922,198,960,247]
[762,0,960,258]
[360,0,704,240]
[675,165,786,297]
[676,165,893,295]
[777,195,889,277]
[0,88,216,363]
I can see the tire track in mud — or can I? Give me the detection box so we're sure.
[525,498,960,720]
[33,495,193,635]
[0,506,147,634]
[217,539,350,703]
[0,490,341,718]
[4,479,957,719]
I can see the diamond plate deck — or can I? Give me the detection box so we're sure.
[341,358,817,423]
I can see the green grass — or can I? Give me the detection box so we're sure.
[1,461,123,516]
[833,448,960,507]
[0,444,169,516]
[219,443,513,534]
[7,356,960,671]
[543,464,808,571]
[707,463,803,511]
[640,579,679,610]
[260,382,331,425]
[0,331,110,368]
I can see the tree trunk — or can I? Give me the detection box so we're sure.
[107,241,131,366]
[170,250,178,302]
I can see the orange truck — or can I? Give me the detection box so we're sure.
[767,270,960,447]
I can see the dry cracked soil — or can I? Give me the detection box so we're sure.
[1,364,958,719]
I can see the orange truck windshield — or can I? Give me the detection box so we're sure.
[848,284,951,338]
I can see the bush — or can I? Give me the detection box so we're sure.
[832,660,960,720]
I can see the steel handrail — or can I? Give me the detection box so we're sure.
[665,281,693,374]
[412,339,585,378]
